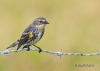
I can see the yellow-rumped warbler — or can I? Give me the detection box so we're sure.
[7,17,49,53]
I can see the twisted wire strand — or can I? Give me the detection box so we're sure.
[1,48,100,57]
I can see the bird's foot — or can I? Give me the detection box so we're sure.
[37,47,42,53]
[22,45,30,51]
[33,45,42,53]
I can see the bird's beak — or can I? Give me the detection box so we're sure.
[45,21,49,24]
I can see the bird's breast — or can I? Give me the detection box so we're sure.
[32,32,42,44]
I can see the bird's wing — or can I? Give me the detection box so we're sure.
[17,25,36,50]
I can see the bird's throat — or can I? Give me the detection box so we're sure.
[35,24,45,32]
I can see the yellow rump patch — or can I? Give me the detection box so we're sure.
[29,32,33,38]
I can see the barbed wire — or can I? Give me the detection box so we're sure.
[1,48,100,57]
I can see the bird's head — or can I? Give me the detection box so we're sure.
[33,17,49,27]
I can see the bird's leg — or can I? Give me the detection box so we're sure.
[33,44,42,53]
[22,45,30,51]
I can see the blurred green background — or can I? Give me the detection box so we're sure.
[0,0,100,71]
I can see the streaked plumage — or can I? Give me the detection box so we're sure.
[7,17,49,53]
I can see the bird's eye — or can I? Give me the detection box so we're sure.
[39,21,43,23]
[39,21,44,24]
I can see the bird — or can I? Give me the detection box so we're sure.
[7,17,49,53]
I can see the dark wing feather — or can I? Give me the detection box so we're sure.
[17,24,35,50]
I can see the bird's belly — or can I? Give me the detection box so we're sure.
[28,32,42,45]
[32,38,40,44]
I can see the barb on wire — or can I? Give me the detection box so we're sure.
[0,48,100,57]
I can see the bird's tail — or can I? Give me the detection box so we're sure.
[7,40,19,49]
